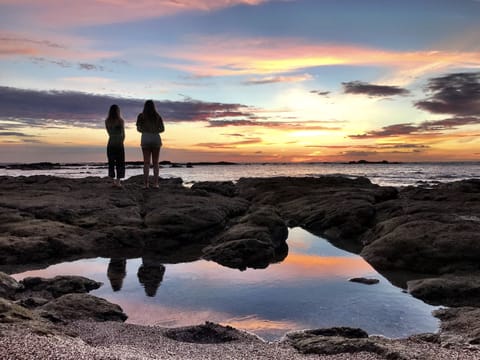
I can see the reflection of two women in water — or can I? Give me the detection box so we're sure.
[107,257,165,297]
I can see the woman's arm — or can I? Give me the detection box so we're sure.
[158,115,165,133]
[136,114,144,133]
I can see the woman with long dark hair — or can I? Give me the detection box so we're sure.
[105,104,125,187]
[136,100,165,189]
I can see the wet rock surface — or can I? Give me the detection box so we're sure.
[39,293,127,323]
[286,327,414,359]
[0,271,23,299]
[360,180,480,276]
[434,307,480,346]
[164,322,245,344]
[1,175,480,358]
[19,276,102,299]
[0,271,126,331]
[407,275,480,307]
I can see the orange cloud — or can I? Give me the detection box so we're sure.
[160,36,480,77]
[0,0,269,27]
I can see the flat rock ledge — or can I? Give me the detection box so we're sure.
[1,175,480,358]
[2,175,479,306]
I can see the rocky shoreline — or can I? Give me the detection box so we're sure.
[1,175,480,359]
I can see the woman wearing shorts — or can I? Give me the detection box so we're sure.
[136,100,165,189]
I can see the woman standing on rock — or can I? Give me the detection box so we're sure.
[136,100,165,189]
[105,104,125,188]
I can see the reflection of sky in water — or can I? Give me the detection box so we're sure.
[13,228,439,341]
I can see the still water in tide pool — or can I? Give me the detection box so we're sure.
[13,228,439,341]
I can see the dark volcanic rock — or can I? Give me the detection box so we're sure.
[0,272,23,299]
[434,307,480,345]
[297,327,369,339]
[19,276,102,299]
[164,322,242,343]
[0,175,249,269]
[0,297,36,323]
[349,277,380,285]
[1,175,480,312]
[191,181,237,197]
[202,205,288,270]
[360,180,480,274]
[39,293,127,322]
[285,327,405,358]
[237,176,397,244]
[408,275,480,307]
[16,297,50,309]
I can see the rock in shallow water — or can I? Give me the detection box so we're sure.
[349,277,380,285]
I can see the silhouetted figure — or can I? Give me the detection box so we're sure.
[105,104,126,187]
[137,257,166,297]
[107,258,127,292]
[136,100,165,189]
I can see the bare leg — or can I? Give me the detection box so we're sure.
[152,147,160,188]
[142,148,152,188]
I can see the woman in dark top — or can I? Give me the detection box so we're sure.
[136,100,165,189]
[105,104,125,187]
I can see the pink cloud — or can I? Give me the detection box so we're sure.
[0,0,269,27]
[0,31,118,60]
[159,36,480,77]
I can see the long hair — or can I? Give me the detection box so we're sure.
[142,100,160,122]
[105,104,124,129]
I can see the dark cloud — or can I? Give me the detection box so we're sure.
[306,143,429,150]
[0,86,253,129]
[310,90,331,96]
[342,81,409,97]
[30,57,105,71]
[78,63,105,71]
[378,143,429,149]
[420,116,480,130]
[20,139,43,143]
[341,151,378,157]
[221,133,245,137]
[208,119,341,131]
[208,120,258,127]
[350,116,480,139]
[0,86,344,134]
[415,72,480,116]
[31,57,70,68]
[350,123,419,138]
[0,131,35,137]
[195,137,262,149]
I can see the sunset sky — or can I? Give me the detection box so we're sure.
[1,0,479,163]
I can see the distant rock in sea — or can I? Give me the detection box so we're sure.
[349,277,380,285]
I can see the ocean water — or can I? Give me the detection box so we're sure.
[1,161,480,187]
[12,228,439,341]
